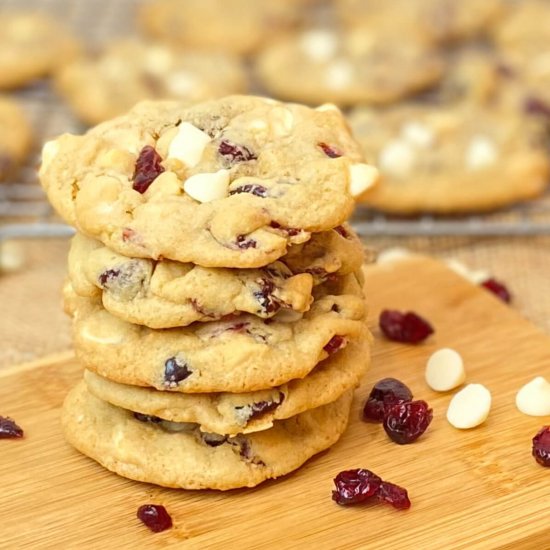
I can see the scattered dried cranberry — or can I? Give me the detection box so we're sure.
[0,416,23,439]
[132,146,165,194]
[163,357,192,387]
[332,469,382,505]
[480,278,511,304]
[377,481,411,510]
[239,396,284,422]
[383,400,433,445]
[219,140,256,163]
[236,235,257,249]
[137,504,172,533]
[98,269,120,288]
[254,278,281,314]
[229,184,268,198]
[318,142,343,158]
[363,378,414,422]
[333,225,350,239]
[524,97,550,118]
[532,426,550,467]
[379,310,434,344]
[269,221,301,237]
[323,335,347,355]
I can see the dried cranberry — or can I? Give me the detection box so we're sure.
[383,400,433,445]
[254,278,281,314]
[379,310,434,344]
[202,433,228,447]
[236,235,257,249]
[377,481,411,510]
[332,469,382,505]
[532,426,550,467]
[269,221,301,237]
[333,225,350,238]
[318,142,343,158]
[229,184,268,198]
[237,396,284,423]
[363,378,413,423]
[122,228,137,242]
[163,357,192,387]
[0,416,23,439]
[133,412,162,424]
[324,335,347,355]
[98,269,120,289]
[132,146,165,194]
[219,140,256,163]
[137,504,172,533]
[524,97,550,118]
[480,278,511,304]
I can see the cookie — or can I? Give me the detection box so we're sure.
[39,96,376,268]
[255,28,444,107]
[0,12,79,89]
[55,39,247,126]
[137,0,303,55]
[62,381,353,490]
[67,224,364,329]
[65,273,368,393]
[350,103,550,214]
[84,339,368,436]
[0,96,32,181]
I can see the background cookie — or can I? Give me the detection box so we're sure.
[62,382,353,490]
[0,96,32,181]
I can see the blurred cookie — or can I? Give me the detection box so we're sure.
[0,12,79,89]
[0,96,32,180]
[255,28,444,106]
[349,103,550,213]
[56,40,247,125]
[138,0,303,55]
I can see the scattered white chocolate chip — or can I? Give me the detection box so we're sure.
[315,103,341,113]
[143,45,174,75]
[168,122,211,167]
[40,139,59,174]
[268,107,294,137]
[426,348,466,392]
[516,377,550,416]
[401,121,435,148]
[81,324,124,345]
[445,259,490,285]
[166,70,201,96]
[447,383,492,429]
[0,240,25,273]
[183,169,230,203]
[348,163,379,197]
[249,118,269,132]
[379,140,416,177]
[376,247,412,264]
[300,29,338,62]
[324,59,354,90]
[465,135,498,171]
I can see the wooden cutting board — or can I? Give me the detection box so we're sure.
[2,256,549,549]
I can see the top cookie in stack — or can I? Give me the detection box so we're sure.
[40,96,378,490]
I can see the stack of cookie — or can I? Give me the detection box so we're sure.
[39,96,378,490]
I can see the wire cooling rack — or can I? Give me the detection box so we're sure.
[2,0,550,241]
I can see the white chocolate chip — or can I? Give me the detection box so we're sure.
[0,240,25,273]
[447,383,491,429]
[348,163,379,197]
[249,118,269,132]
[168,122,211,167]
[376,247,412,264]
[300,30,338,62]
[269,107,294,137]
[379,139,416,177]
[40,140,59,173]
[315,103,341,113]
[516,376,550,416]
[425,348,466,392]
[143,45,174,75]
[81,324,124,345]
[166,71,201,96]
[465,135,498,171]
[445,259,490,285]
[324,59,355,90]
[183,169,230,203]
[401,122,435,148]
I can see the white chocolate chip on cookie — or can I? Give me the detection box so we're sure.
[316,103,341,113]
[168,122,212,167]
[466,135,498,171]
[516,376,550,416]
[324,59,354,90]
[425,348,466,392]
[401,121,435,148]
[183,169,230,203]
[379,140,416,177]
[40,140,59,174]
[0,240,25,273]
[268,107,294,137]
[447,383,492,429]
[348,163,378,197]
[300,30,338,62]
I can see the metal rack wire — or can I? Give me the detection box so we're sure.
[2,0,550,241]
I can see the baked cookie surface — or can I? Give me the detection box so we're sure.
[55,40,247,126]
[62,382,353,490]
[84,341,368,436]
[350,103,550,214]
[0,12,79,89]
[0,96,32,180]
[40,97,376,268]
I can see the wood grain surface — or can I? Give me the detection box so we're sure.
[1,256,549,549]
